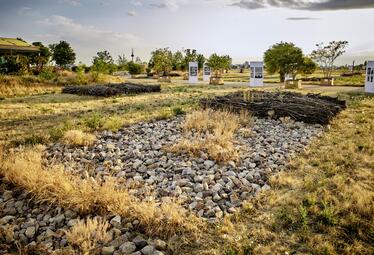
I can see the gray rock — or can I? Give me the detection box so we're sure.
[132,235,147,249]
[140,245,155,255]
[120,242,137,254]
[25,227,36,238]
[110,215,122,228]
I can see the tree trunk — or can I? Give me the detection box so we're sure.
[279,72,285,82]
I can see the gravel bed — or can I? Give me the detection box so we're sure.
[45,116,323,221]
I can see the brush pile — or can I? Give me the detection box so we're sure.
[200,91,346,125]
[62,83,161,97]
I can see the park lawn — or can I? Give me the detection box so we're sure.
[184,91,374,255]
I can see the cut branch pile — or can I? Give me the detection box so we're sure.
[62,83,161,97]
[200,91,346,125]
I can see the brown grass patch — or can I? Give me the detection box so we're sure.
[62,130,96,146]
[0,146,203,240]
[66,217,111,255]
[169,109,241,163]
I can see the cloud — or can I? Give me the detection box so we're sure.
[286,17,319,20]
[130,0,143,6]
[127,10,137,16]
[231,0,374,11]
[37,15,140,63]
[149,0,188,11]
[59,0,81,6]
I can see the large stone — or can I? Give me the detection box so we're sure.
[102,246,115,255]
[25,227,36,238]
[110,215,122,228]
[140,245,155,255]
[119,242,137,254]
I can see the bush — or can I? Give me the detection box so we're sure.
[83,113,104,131]
[127,62,144,75]
[39,69,57,81]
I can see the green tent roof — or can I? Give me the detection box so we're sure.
[0,37,39,53]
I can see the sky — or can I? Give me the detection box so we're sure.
[1,0,374,65]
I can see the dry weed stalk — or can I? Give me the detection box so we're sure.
[0,146,202,239]
[65,217,111,255]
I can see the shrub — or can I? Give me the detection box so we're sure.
[127,62,144,75]
[83,113,104,131]
[39,69,57,81]
[61,130,96,146]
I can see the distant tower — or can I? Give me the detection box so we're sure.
[131,48,134,62]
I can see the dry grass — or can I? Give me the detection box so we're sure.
[186,93,374,255]
[65,217,111,255]
[0,145,203,240]
[169,109,241,163]
[62,130,96,146]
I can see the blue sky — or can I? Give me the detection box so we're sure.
[1,0,374,65]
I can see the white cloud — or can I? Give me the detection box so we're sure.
[37,15,140,63]
[150,0,189,11]
[127,10,137,16]
[60,0,81,6]
[130,0,143,6]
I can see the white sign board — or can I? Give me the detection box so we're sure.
[203,64,211,82]
[249,61,264,87]
[365,61,374,93]
[189,62,198,84]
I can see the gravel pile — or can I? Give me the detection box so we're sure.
[45,116,323,221]
[0,184,167,254]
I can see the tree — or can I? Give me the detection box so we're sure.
[299,57,317,76]
[172,51,184,71]
[117,54,128,70]
[207,54,232,77]
[92,50,116,74]
[264,42,304,82]
[30,42,51,72]
[93,50,113,65]
[150,48,173,76]
[310,41,348,79]
[49,41,76,68]
[197,54,206,71]
[183,49,197,71]
[127,62,144,75]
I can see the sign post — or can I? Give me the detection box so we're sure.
[189,62,198,84]
[203,63,211,82]
[249,61,264,87]
[365,61,374,93]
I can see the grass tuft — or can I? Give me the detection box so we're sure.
[62,130,96,147]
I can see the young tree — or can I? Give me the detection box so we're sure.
[49,41,76,68]
[310,41,348,79]
[183,49,197,71]
[264,42,304,82]
[172,51,184,71]
[30,42,51,72]
[299,57,317,77]
[127,62,144,75]
[197,54,206,71]
[150,48,173,76]
[117,54,128,70]
[92,50,116,74]
[207,54,232,77]
[93,50,113,65]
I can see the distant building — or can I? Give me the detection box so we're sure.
[0,37,39,73]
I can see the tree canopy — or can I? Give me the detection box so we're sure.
[310,41,348,79]
[207,54,232,77]
[150,48,173,76]
[30,42,51,72]
[49,41,76,68]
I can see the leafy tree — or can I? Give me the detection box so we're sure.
[127,62,144,75]
[49,41,76,68]
[92,50,116,74]
[207,54,232,77]
[264,42,304,82]
[299,57,317,76]
[197,54,206,71]
[30,42,51,72]
[150,48,173,76]
[117,54,128,70]
[183,49,197,71]
[135,57,143,64]
[172,51,184,71]
[310,41,348,79]
[93,50,113,65]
